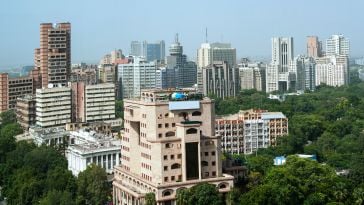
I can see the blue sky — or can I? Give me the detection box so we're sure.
[0,0,363,68]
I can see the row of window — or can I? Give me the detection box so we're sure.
[141,162,151,170]
[140,142,151,150]
[122,155,130,162]
[164,175,182,182]
[163,154,182,161]
[142,173,152,181]
[201,160,216,166]
[122,146,130,152]
[163,163,181,171]
[157,123,176,128]
[141,152,151,160]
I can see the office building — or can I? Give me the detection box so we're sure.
[326,35,350,56]
[307,36,322,58]
[292,56,316,91]
[0,73,33,112]
[34,23,71,87]
[197,42,236,69]
[144,40,165,62]
[113,89,234,205]
[36,85,72,128]
[118,57,156,99]
[71,82,115,123]
[199,61,239,99]
[216,109,288,155]
[67,129,121,176]
[239,62,266,91]
[15,95,36,130]
[130,41,143,56]
[162,34,197,89]
[266,37,296,92]
[70,65,98,85]
[315,55,349,87]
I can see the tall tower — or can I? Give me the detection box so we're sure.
[271,37,294,72]
[35,23,71,88]
[326,34,350,56]
[307,36,322,58]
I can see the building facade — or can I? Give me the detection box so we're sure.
[197,42,236,69]
[326,34,350,56]
[199,61,239,99]
[238,62,266,91]
[113,89,234,205]
[315,55,349,87]
[144,41,165,62]
[307,36,322,58]
[34,23,71,87]
[36,85,72,128]
[16,95,36,130]
[118,57,156,99]
[216,109,288,155]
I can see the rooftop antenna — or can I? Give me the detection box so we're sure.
[205,28,208,43]
[175,33,179,43]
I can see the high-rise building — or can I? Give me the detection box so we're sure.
[315,55,349,87]
[216,109,288,155]
[0,73,33,112]
[143,40,165,62]
[199,61,239,99]
[266,37,296,92]
[326,34,350,56]
[71,82,115,123]
[162,34,197,89]
[292,56,316,91]
[118,57,156,98]
[112,89,234,205]
[238,62,266,91]
[36,85,72,128]
[34,23,71,88]
[130,41,143,56]
[307,36,322,58]
[197,42,236,69]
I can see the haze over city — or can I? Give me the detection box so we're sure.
[0,0,363,68]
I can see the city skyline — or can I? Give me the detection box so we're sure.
[1,0,363,68]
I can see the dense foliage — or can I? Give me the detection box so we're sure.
[216,79,364,204]
[0,110,110,205]
[176,183,224,205]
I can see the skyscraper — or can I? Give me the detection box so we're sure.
[143,40,165,62]
[271,37,293,72]
[34,23,71,88]
[315,55,349,87]
[197,42,236,69]
[326,35,350,56]
[307,36,322,58]
[130,41,143,56]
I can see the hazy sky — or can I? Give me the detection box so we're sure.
[0,0,363,68]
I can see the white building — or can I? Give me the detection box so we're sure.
[36,85,71,128]
[118,57,156,99]
[66,129,121,176]
[315,55,349,87]
[197,42,236,69]
[29,126,70,146]
[85,83,115,122]
[326,34,350,56]
[239,62,266,91]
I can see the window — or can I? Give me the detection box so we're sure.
[172,123,176,127]
[204,172,209,177]
[212,171,216,176]
[204,152,208,156]
[164,177,168,182]
[177,154,182,159]
[211,151,216,156]
[165,131,175,137]
[164,166,168,171]
[171,176,175,181]
[165,113,169,117]
[212,161,216,166]
[165,143,172,148]
[170,155,174,160]
[201,161,208,166]
[165,123,169,128]
[171,163,181,169]
[158,133,162,138]
[186,128,198,134]
[164,155,168,160]
[192,111,202,116]
[158,124,162,128]
[178,175,182,181]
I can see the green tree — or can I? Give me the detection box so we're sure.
[39,190,75,205]
[115,100,124,119]
[76,164,109,205]
[176,183,223,205]
[145,192,156,205]
[0,110,17,126]
[0,123,23,163]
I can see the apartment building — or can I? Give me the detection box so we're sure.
[216,109,288,155]
[113,89,233,205]
[15,95,36,130]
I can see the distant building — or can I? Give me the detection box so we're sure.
[199,61,239,99]
[34,23,71,87]
[143,40,165,62]
[113,89,234,205]
[307,36,322,58]
[36,85,72,128]
[292,56,316,91]
[216,109,288,155]
[29,126,70,146]
[239,62,266,91]
[100,49,125,65]
[326,34,350,56]
[354,57,364,65]
[130,41,143,56]
[66,129,121,176]
[118,57,156,98]
[70,64,97,85]
[16,95,36,130]
[315,55,349,87]
[0,73,33,112]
